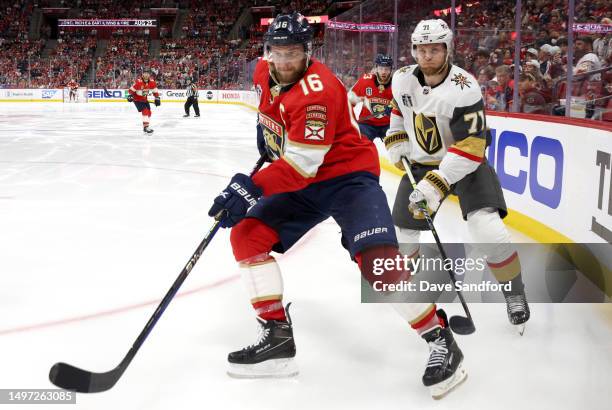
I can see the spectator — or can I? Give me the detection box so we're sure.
[487,65,514,111]
[574,36,602,80]
[518,73,548,114]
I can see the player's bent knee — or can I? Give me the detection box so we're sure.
[356,244,411,286]
[231,218,280,262]
[467,207,511,244]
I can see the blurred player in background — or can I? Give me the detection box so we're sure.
[67,79,78,102]
[384,19,530,333]
[183,81,200,118]
[348,54,394,141]
[127,71,160,134]
[207,12,467,399]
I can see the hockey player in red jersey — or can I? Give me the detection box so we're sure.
[348,54,394,141]
[67,79,78,102]
[127,71,160,134]
[207,12,466,399]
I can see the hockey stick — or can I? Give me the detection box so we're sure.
[400,157,475,335]
[49,155,268,393]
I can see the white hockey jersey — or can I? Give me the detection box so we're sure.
[387,64,487,184]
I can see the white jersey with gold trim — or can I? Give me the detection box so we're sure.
[387,64,487,184]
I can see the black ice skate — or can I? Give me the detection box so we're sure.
[421,310,467,399]
[143,126,154,134]
[227,303,297,378]
[183,114,190,117]
[504,289,530,335]
[194,114,200,117]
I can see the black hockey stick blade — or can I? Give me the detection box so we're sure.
[449,315,476,335]
[48,155,268,393]
[49,361,123,393]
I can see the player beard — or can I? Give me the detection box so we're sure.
[419,60,448,76]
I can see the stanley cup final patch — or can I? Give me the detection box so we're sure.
[305,105,328,140]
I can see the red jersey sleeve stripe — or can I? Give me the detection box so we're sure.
[447,147,483,163]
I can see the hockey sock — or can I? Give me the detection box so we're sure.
[392,303,444,335]
[252,298,286,321]
[356,244,413,286]
[467,207,523,284]
[487,251,523,285]
[230,219,286,321]
[240,257,286,321]
[410,304,445,335]
[499,268,526,297]
[142,109,151,127]
[397,228,421,259]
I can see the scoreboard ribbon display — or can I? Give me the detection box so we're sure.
[58,19,157,27]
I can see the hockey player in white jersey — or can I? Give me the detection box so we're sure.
[384,18,530,386]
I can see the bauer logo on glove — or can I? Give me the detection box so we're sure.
[208,173,263,228]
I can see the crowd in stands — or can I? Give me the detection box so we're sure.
[1,0,32,39]
[182,0,247,40]
[332,0,611,120]
[0,0,610,120]
[0,38,45,87]
[452,0,612,120]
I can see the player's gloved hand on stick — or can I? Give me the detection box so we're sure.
[256,124,272,163]
[409,170,450,219]
[127,94,134,103]
[154,97,161,107]
[208,173,263,228]
[383,132,411,170]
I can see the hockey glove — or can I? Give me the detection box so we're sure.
[154,97,161,107]
[256,123,272,163]
[127,94,134,103]
[383,132,411,170]
[409,171,450,219]
[208,173,263,228]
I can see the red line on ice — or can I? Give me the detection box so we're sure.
[0,275,239,337]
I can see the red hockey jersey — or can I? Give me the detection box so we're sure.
[67,80,78,90]
[128,79,159,102]
[252,58,380,197]
[350,73,393,126]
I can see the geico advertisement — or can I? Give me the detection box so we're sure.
[87,89,127,99]
[487,115,612,242]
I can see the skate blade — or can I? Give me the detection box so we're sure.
[516,323,526,336]
[430,363,468,400]
[227,358,299,379]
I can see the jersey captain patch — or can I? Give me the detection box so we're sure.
[451,73,472,90]
[413,112,443,154]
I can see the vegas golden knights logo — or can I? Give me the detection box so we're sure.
[413,112,442,154]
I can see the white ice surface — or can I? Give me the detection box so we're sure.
[0,102,610,410]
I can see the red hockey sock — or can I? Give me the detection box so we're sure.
[252,299,286,321]
[411,304,445,335]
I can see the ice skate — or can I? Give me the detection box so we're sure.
[227,303,297,378]
[504,289,530,335]
[421,310,467,399]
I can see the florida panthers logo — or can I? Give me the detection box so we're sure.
[259,113,285,159]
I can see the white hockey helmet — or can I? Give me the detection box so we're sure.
[410,19,453,60]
